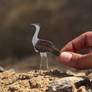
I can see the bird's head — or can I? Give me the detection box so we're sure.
[31,24,40,27]
[31,24,40,32]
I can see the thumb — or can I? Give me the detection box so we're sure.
[59,52,92,69]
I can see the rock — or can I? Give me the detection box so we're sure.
[33,73,39,77]
[9,86,18,91]
[0,66,4,72]
[9,68,15,72]
[77,86,88,92]
[0,69,92,92]
[48,77,91,92]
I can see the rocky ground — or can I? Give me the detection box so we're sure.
[0,68,92,92]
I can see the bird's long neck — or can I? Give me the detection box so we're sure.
[32,25,40,46]
[34,26,40,39]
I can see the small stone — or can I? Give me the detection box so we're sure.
[29,80,40,88]
[9,68,15,72]
[9,86,18,91]
[42,78,46,80]
[77,86,87,92]
[33,73,38,77]
[0,66,4,72]
[19,74,30,80]
[48,77,85,92]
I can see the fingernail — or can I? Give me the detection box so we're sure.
[60,52,72,62]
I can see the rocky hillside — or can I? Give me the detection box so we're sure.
[0,69,92,92]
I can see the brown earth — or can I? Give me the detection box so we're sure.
[0,68,92,92]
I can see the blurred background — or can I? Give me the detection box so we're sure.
[0,0,92,72]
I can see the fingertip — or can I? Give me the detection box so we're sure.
[59,52,72,62]
[59,51,91,69]
[59,51,82,69]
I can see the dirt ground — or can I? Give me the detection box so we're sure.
[0,53,92,92]
[0,68,92,92]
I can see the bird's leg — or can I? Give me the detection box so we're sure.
[43,53,49,69]
[40,53,44,74]
[46,57,49,69]
[40,53,49,74]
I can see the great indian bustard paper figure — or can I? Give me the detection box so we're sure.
[32,24,60,72]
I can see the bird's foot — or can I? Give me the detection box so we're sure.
[39,69,44,75]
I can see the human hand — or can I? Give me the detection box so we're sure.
[59,32,92,69]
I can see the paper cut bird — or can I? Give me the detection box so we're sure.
[32,24,60,72]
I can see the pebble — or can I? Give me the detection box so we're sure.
[0,66,4,72]
[9,68,15,72]
[33,73,38,77]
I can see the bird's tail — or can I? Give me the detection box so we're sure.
[49,45,60,56]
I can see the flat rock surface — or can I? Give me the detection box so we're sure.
[0,69,92,92]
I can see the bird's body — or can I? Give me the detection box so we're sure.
[32,24,60,72]
[32,24,49,71]
[35,39,60,55]
[35,39,53,52]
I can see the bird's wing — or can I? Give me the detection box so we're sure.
[35,39,60,56]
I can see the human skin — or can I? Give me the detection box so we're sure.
[59,32,92,69]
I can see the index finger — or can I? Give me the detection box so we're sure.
[61,32,92,52]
